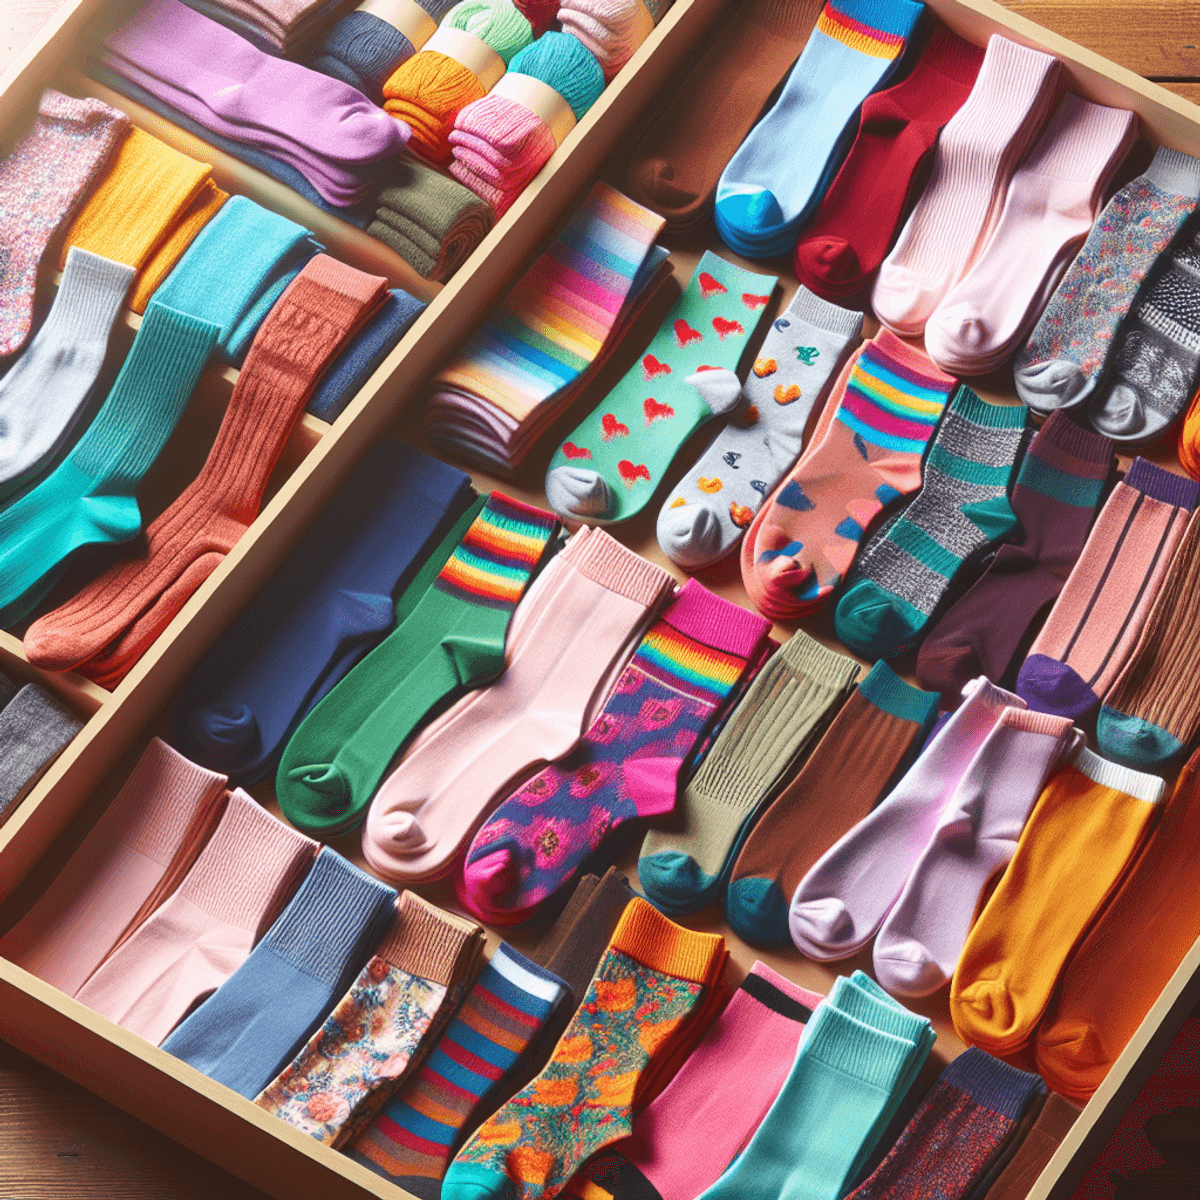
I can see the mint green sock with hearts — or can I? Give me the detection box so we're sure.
[835,386,1027,659]
[545,251,777,526]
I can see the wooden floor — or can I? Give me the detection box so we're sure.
[3,1,1200,1196]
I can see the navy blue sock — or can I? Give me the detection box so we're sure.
[311,11,415,101]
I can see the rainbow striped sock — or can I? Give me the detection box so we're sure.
[457,579,770,925]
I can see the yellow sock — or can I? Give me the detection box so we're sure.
[131,179,229,313]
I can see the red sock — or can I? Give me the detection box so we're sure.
[794,25,983,300]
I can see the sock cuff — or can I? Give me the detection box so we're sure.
[1123,457,1200,510]
[1023,93,1136,182]
[1144,146,1200,199]
[920,23,985,85]
[608,897,725,984]
[805,1005,918,1092]
[1071,746,1167,804]
[568,529,675,608]
[779,629,862,691]
[996,705,1074,739]
[661,580,771,660]
[942,1047,1045,1120]
[831,975,930,1043]
[490,942,569,1006]
[1031,411,1115,469]
[960,676,1026,715]
[55,248,136,334]
[857,660,940,727]
[745,962,823,1016]
[947,386,1028,431]
[825,0,923,43]
[785,286,865,340]
[376,891,478,986]
[870,328,957,393]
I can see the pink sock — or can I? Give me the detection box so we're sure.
[789,678,1023,962]
[449,96,558,215]
[873,707,1078,997]
[0,739,226,996]
[73,789,316,1044]
[925,93,1136,375]
[557,0,653,78]
[871,35,1061,337]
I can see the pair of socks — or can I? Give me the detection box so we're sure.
[657,286,863,570]
[713,0,923,260]
[546,252,777,526]
[1016,457,1200,721]
[872,35,1061,337]
[0,684,85,821]
[173,439,473,784]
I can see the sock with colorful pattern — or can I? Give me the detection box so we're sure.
[740,330,956,621]
[458,581,771,924]
[656,287,863,570]
[545,252,777,526]
[835,387,1026,659]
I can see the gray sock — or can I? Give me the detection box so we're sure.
[0,684,84,820]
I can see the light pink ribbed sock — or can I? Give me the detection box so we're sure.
[0,739,227,996]
[362,529,674,884]
[871,34,1061,337]
[558,0,652,78]
[73,789,316,1044]
[873,706,1078,997]
[789,678,1022,962]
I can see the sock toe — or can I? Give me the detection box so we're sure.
[1096,706,1183,768]
[716,189,785,240]
[1015,654,1099,720]
[1014,358,1089,411]
[796,235,863,292]
[788,896,858,958]
[637,851,718,914]
[284,760,356,827]
[873,938,948,997]
[834,581,917,658]
[657,502,723,569]
[545,465,614,521]
[191,703,261,768]
[442,1161,517,1200]
[954,978,1018,1046]
[1089,383,1144,438]
[725,876,791,947]
[633,158,698,210]
[464,846,520,907]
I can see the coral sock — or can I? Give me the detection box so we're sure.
[951,748,1163,1056]
[1016,457,1199,720]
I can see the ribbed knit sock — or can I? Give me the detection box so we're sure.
[276,492,557,837]
[459,581,770,924]
[161,848,397,1098]
[639,631,859,916]
[0,90,128,357]
[916,413,1114,700]
[0,685,85,820]
[657,287,863,570]
[1179,377,1200,479]
[793,25,984,299]
[790,677,1022,962]
[846,1050,1046,1200]
[444,899,725,1200]
[1016,457,1199,720]
[872,36,1061,337]
[73,789,316,1044]
[873,707,1077,998]
[713,0,923,260]
[952,749,1163,1056]
[740,331,955,621]
[726,662,938,949]
[0,300,218,625]
[977,1093,1080,1200]
[546,252,776,526]
[0,248,134,498]
[1015,147,1200,414]
[834,387,1026,659]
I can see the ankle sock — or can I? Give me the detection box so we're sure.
[546,252,776,526]
[1016,147,1200,414]
[1016,457,1199,720]
[713,0,923,260]
[639,631,859,916]
[657,287,863,570]
[740,331,955,621]
[834,386,1026,659]
[916,412,1113,699]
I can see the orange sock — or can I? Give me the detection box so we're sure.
[131,178,229,313]
[1177,379,1200,479]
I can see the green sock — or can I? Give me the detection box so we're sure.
[0,301,218,624]
[276,492,558,836]
[835,386,1026,659]
[545,251,777,526]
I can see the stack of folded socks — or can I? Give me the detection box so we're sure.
[556,0,668,79]
[188,0,355,57]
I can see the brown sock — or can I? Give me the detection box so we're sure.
[979,1093,1081,1200]
[532,872,600,969]
[623,0,822,230]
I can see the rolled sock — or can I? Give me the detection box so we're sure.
[546,252,777,526]
[845,1049,1046,1200]
[161,848,398,1098]
[0,248,134,499]
[556,0,657,80]
[173,439,473,784]
[1015,147,1200,414]
[925,94,1136,376]
[0,686,85,821]
[789,677,1022,961]
[0,301,218,626]
[73,789,317,1045]
[726,661,938,949]
[872,706,1077,998]
[713,0,923,261]
[458,581,770,924]
[834,386,1026,659]
[1016,457,1199,721]
[739,331,955,621]
[976,1093,1081,1200]
[444,899,725,1200]
[639,631,859,916]
[0,89,128,358]
[657,287,863,570]
[951,749,1163,1056]
[916,413,1113,700]
[276,493,557,837]
[794,25,984,299]
[872,36,1061,337]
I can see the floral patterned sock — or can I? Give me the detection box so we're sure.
[457,580,770,926]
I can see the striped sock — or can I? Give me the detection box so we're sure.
[458,579,771,925]
[348,944,566,1195]
[835,386,1026,658]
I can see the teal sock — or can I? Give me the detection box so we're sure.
[0,301,218,624]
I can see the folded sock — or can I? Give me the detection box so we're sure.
[976,1093,1081,1200]
[0,685,85,821]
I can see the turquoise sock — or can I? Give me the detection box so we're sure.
[1096,706,1185,768]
